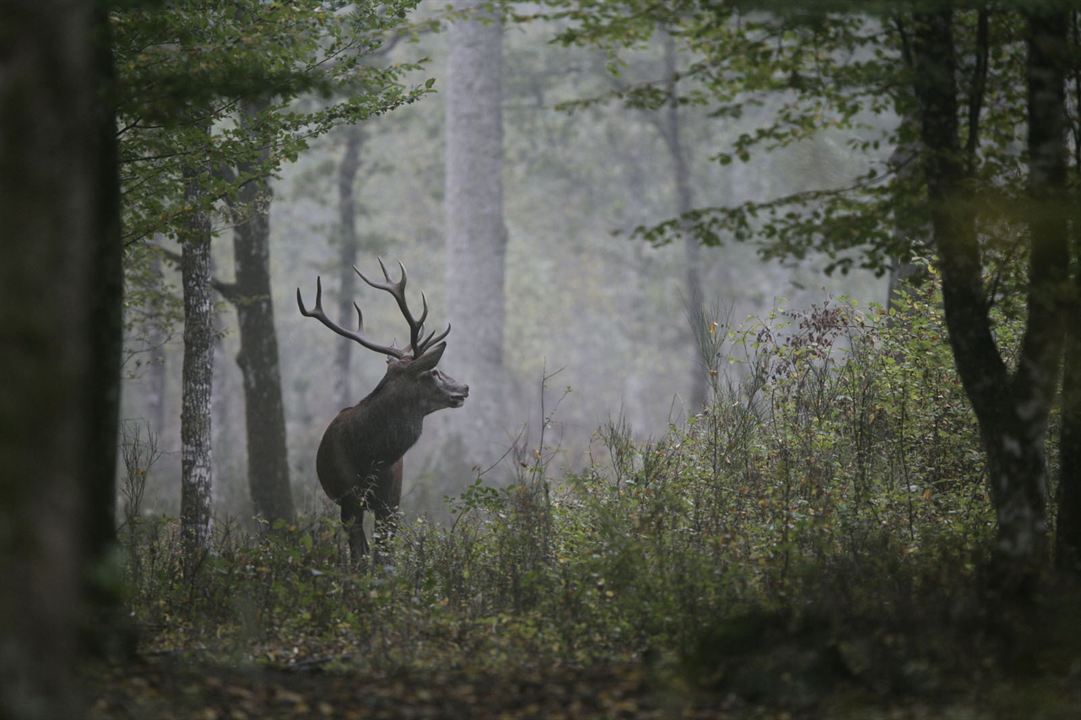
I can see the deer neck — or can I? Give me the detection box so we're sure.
[355,381,425,455]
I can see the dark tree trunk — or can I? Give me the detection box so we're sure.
[335,126,364,408]
[180,146,215,565]
[0,1,121,715]
[1055,11,1081,575]
[445,0,508,465]
[228,98,295,522]
[88,6,123,566]
[211,256,234,504]
[1057,219,1081,573]
[909,9,1069,583]
[1058,292,1081,573]
[660,32,708,412]
[85,2,125,655]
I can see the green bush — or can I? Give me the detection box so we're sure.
[125,274,1074,703]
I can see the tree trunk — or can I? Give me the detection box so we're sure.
[660,31,708,411]
[86,0,125,651]
[229,98,295,522]
[0,1,121,715]
[445,0,508,465]
[885,116,927,313]
[335,126,364,408]
[180,147,215,566]
[909,9,1068,583]
[145,253,169,439]
[1057,217,1081,573]
[211,257,233,507]
[1055,11,1081,575]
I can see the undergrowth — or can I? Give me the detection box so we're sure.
[118,274,1079,714]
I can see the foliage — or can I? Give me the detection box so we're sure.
[110,283,1079,714]
[113,0,431,338]
[525,1,1066,283]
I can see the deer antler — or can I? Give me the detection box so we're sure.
[297,276,406,359]
[353,259,451,359]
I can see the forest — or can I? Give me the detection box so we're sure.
[2,0,1080,717]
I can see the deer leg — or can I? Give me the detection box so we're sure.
[371,459,404,560]
[339,492,368,563]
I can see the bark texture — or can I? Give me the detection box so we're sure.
[1055,11,1081,575]
[1057,204,1081,573]
[910,10,1068,581]
[1058,297,1081,573]
[445,0,508,464]
[180,153,215,565]
[227,98,295,522]
[0,1,120,715]
[335,127,364,409]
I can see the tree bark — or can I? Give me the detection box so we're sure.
[180,144,215,566]
[228,98,295,522]
[1055,10,1081,576]
[0,1,121,715]
[445,0,508,465]
[335,126,364,408]
[910,9,1068,583]
[1058,266,1081,573]
[1057,159,1081,572]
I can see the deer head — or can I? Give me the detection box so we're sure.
[296,259,468,414]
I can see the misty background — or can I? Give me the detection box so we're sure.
[119,10,889,520]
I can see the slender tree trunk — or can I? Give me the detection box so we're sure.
[885,121,927,313]
[145,254,169,439]
[1,2,121,715]
[445,0,508,464]
[660,31,708,411]
[211,257,232,507]
[335,126,364,408]
[180,146,215,566]
[910,10,1069,583]
[229,98,295,522]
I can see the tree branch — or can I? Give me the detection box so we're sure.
[157,246,240,303]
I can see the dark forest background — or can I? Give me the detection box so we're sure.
[2,1,1080,717]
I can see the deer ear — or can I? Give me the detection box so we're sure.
[410,342,446,372]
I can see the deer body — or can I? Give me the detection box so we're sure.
[299,261,467,560]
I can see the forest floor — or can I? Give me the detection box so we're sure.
[81,647,1080,720]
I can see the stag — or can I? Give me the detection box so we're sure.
[298,260,468,560]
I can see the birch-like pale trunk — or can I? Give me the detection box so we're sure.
[445,0,508,465]
[180,156,214,565]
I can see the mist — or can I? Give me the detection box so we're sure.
[119,11,888,522]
